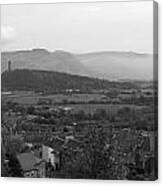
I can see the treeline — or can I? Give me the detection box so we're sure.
[2,69,137,92]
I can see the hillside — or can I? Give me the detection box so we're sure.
[1,49,91,77]
[77,51,153,81]
[1,69,137,92]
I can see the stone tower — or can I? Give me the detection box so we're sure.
[8,60,12,72]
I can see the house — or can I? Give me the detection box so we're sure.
[17,152,46,178]
[1,91,12,95]
[100,95,110,103]
[42,145,55,167]
[32,144,61,171]
[141,131,156,153]
[65,135,74,144]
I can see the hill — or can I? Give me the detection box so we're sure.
[1,69,137,92]
[1,49,91,77]
[77,51,153,81]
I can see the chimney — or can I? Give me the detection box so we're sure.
[8,60,12,72]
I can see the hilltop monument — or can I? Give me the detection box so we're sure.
[8,60,12,72]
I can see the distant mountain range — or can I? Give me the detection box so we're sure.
[1,49,153,81]
[77,51,153,81]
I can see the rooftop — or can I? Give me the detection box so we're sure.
[17,152,43,171]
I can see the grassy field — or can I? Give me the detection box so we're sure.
[2,92,105,105]
[58,104,146,114]
[2,91,147,115]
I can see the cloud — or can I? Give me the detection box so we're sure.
[1,25,16,45]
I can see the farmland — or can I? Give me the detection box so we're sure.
[2,92,104,105]
[2,91,148,115]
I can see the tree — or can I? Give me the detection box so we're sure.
[93,109,107,120]
[82,125,114,179]
[27,106,35,114]
[58,125,116,179]
[8,154,24,177]
[6,138,25,155]
[75,110,86,120]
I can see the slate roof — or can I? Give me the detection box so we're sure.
[17,152,43,171]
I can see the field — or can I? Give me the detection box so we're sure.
[2,92,106,105]
[58,103,146,114]
[2,91,147,115]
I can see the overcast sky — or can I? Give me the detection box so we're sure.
[1,1,153,53]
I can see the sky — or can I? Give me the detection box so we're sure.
[1,1,153,53]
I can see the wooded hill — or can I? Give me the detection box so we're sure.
[2,69,137,92]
